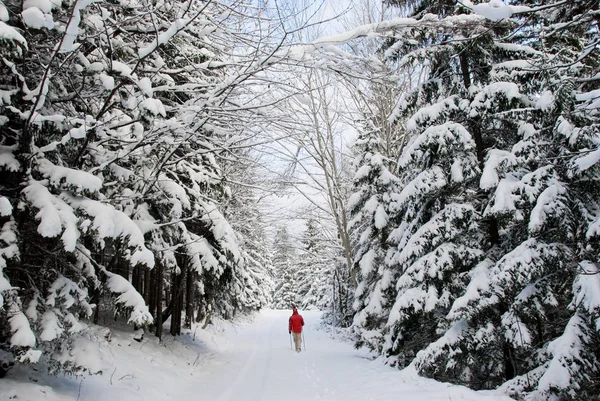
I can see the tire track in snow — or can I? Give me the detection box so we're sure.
[213,324,260,401]
[214,314,275,401]
[252,319,273,401]
[244,315,274,401]
[176,310,515,401]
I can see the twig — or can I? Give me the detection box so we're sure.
[77,379,83,401]
[110,367,117,385]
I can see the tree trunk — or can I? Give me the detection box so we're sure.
[132,266,139,293]
[144,267,151,304]
[185,267,194,327]
[503,341,516,380]
[178,271,185,329]
[137,267,144,294]
[306,80,356,287]
[459,53,500,247]
[460,52,506,375]
[149,267,157,321]
[170,272,178,336]
[196,301,204,323]
[91,287,101,324]
[170,268,185,336]
[155,262,163,340]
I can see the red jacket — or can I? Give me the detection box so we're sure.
[288,311,304,333]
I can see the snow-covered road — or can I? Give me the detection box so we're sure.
[174,309,512,401]
[1,309,515,401]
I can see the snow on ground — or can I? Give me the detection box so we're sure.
[1,309,515,401]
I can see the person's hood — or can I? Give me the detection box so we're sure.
[292,308,298,315]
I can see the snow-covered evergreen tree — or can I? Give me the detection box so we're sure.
[413,2,600,399]
[372,0,600,398]
[348,119,401,351]
[0,0,294,375]
[271,226,298,309]
[383,120,483,366]
[313,0,600,398]
[295,217,332,310]
[223,163,275,312]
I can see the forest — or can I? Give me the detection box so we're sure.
[1,0,599,400]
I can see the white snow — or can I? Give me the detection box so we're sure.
[0,1,8,21]
[406,96,460,131]
[573,146,600,172]
[461,0,529,22]
[99,73,115,90]
[311,17,415,46]
[0,90,16,107]
[480,149,517,190]
[451,159,464,182]
[0,196,11,216]
[485,177,517,216]
[21,7,53,30]
[353,164,371,181]
[18,349,42,364]
[391,167,446,211]
[374,204,388,229]
[535,90,555,112]
[23,0,53,13]
[54,337,102,374]
[88,61,104,71]
[38,158,103,192]
[39,310,63,342]
[572,261,600,318]
[142,98,166,116]
[59,0,100,53]
[104,270,153,326]
[448,258,494,319]
[494,42,542,55]
[0,222,18,294]
[577,88,600,109]
[0,145,20,171]
[470,82,524,115]
[501,312,532,347]
[0,310,514,401]
[186,232,219,274]
[66,195,155,267]
[414,319,468,370]
[25,297,39,321]
[399,122,474,168]
[359,249,376,277]
[9,311,36,347]
[528,180,566,233]
[138,18,190,59]
[138,77,153,97]
[364,195,379,214]
[22,180,80,251]
[0,21,27,50]
[531,313,587,398]
[111,60,132,77]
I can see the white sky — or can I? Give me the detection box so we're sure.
[252,0,353,243]
[249,0,399,245]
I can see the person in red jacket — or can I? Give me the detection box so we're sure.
[288,305,304,352]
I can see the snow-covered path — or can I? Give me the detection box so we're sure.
[2,309,515,401]
[173,309,512,401]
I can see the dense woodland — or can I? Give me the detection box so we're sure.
[1,0,599,399]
